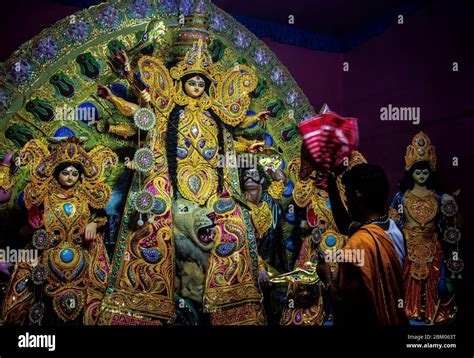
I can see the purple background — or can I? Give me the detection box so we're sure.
[1,0,473,321]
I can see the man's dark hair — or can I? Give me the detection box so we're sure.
[342,163,389,212]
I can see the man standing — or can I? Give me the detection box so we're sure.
[317,164,408,326]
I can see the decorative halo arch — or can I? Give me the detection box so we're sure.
[0,0,314,209]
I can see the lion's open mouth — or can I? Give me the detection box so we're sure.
[197,224,215,244]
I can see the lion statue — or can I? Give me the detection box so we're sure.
[172,198,215,304]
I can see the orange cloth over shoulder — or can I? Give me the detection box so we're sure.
[339,224,408,326]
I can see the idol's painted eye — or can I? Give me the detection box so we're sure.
[62,169,79,176]
[414,170,421,175]
[198,82,205,88]
[422,170,429,176]
[188,81,196,86]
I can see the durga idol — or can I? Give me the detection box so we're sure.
[97,39,270,325]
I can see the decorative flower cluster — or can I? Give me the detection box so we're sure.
[128,0,152,19]
[270,66,287,85]
[254,47,270,66]
[210,13,227,32]
[97,7,120,29]
[234,30,251,49]
[33,37,58,62]
[67,19,91,42]
[158,0,178,14]
[286,89,302,108]
[9,59,31,83]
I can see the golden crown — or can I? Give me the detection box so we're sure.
[45,137,94,176]
[405,131,436,171]
[20,136,118,181]
[170,39,216,81]
[348,150,367,169]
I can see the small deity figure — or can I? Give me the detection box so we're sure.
[97,38,270,325]
[2,137,117,324]
[390,131,461,324]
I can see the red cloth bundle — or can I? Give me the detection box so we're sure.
[298,111,359,189]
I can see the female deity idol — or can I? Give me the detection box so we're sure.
[390,131,461,324]
[97,39,270,325]
[2,137,117,324]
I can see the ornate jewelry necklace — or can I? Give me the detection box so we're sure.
[405,190,437,227]
[51,180,76,199]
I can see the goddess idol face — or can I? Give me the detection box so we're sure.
[58,166,80,188]
[412,168,430,186]
[184,75,206,98]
